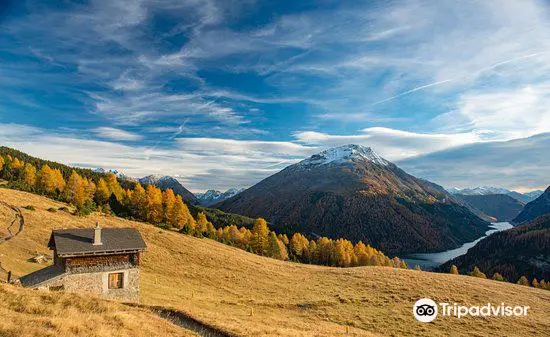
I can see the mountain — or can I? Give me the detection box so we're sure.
[455,194,525,222]
[138,175,197,204]
[196,188,245,206]
[438,215,550,282]
[513,187,550,224]
[217,144,489,255]
[525,190,545,200]
[448,186,542,203]
[449,186,512,195]
[93,168,135,182]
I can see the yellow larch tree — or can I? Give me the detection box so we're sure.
[64,171,86,209]
[162,189,177,223]
[95,178,111,204]
[250,218,270,255]
[23,163,37,187]
[145,185,163,224]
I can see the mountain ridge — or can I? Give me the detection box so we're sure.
[218,144,489,255]
[513,186,550,224]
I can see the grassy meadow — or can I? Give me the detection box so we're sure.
[0,188,549,336]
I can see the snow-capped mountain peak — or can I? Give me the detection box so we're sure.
[298,144,389,167]
[448,186,512,195]
[196,187,245,206]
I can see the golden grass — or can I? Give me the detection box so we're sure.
[1,188,549,336]
[0,283,197,337]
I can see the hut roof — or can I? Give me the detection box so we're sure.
[48,228,147,257]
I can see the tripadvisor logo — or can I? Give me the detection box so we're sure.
[413,298,529,322]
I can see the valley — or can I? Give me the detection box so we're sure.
[1,188,549,336]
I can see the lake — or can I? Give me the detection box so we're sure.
[403,222,514,270]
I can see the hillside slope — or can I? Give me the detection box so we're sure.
[439,215,550,282]
[514,187,550,224]
[457,194,525,222]
[1,188,549,337]
[0,283,194,337]
[218,145,489,255]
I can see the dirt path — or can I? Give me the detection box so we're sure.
[0,201,24,244]
[127,304,239,337]
[0,201,24,283]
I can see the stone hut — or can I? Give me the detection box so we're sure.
[19,223,147,302]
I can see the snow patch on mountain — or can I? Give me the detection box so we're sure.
[449,186,512,195]
[298,144,389,167]
[196,188,245,206]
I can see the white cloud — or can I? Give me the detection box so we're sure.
[294,127,480,160]
[1,123,548,192]
[176,137,315,158]
[0,124,313,192]
[93,127,143,141]
[399,133,550,191]
[433,84,550,140]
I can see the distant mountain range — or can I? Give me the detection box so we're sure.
[196,188,245,206]
[456,194,525,222]
[447,186,544,203]
[513,187,550,224]
[218,144,489,255]
[439,214,550,282]
[93,168,135,182]
[138,175,198,204]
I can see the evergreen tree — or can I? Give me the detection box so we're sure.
[250,218,269,255]
[449,265,459,275]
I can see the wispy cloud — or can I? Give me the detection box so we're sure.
[93,127,143,141]
[294,127,480,161]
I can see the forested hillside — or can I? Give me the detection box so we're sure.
[439,215,550,282]
[513,187,550,224]
[219,145,489,255]
[0,147,404,269]
[457,194,525,222]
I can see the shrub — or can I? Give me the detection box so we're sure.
[470,266,487,279]
[23,205,35,211]
[47,207,57,213]
[517,276,530,286]
[58,207,69,212]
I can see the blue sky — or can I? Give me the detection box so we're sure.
[1,0,549,192]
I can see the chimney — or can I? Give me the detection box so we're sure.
[93,222,102,246]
